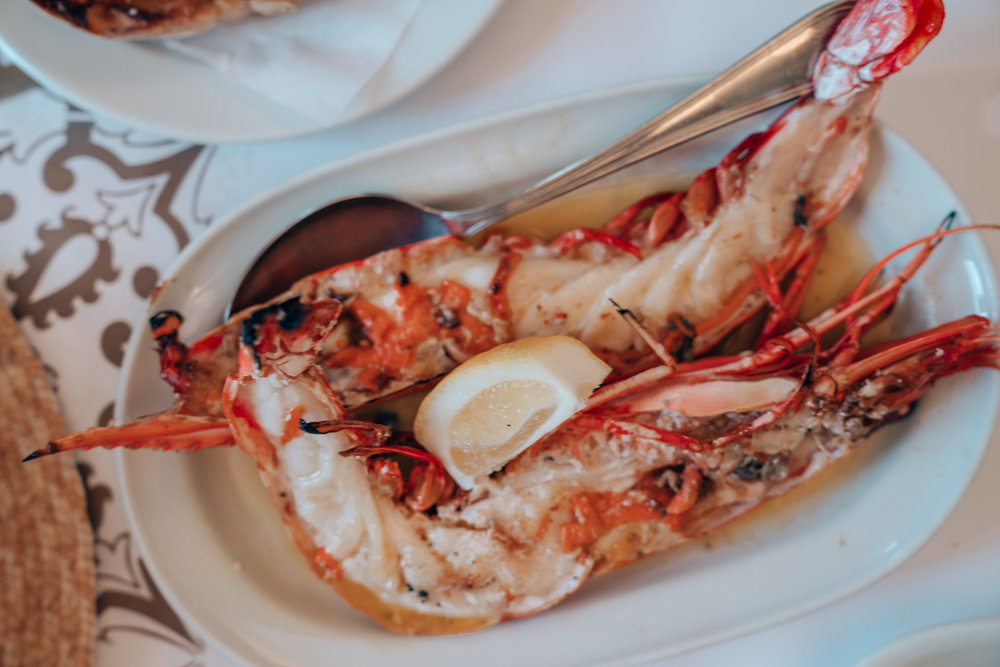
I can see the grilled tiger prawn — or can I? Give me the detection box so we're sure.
[31,223,998,633]
[25,0,968,636]
[137,0,945,418]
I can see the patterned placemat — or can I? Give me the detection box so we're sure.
[0,88,234,666]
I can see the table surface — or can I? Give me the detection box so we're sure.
[2,1,999,665]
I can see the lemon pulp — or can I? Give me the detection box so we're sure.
[448,380,558,476]
[413,336,612,489]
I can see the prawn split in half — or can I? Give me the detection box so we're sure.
[28,0,987,637]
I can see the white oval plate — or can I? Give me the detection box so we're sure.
[0,0,500,144]
[858,617,1000,667]
[115,78,998,666]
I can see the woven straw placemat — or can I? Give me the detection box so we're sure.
[0,301,95,666]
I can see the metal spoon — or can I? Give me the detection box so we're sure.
[229,0,854,315]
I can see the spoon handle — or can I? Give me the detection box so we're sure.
[443,0,855,238]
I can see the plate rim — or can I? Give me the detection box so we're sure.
[0,0,503,144]
[113,77,1000,666]
[857,615,1000,667]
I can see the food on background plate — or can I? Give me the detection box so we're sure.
[29,0,303,39]
[25,0,981,637]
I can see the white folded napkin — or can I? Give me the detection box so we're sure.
[163,0,422,125]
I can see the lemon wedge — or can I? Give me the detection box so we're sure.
[414,336,612,489]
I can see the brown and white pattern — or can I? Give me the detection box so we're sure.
[0,87,239,666]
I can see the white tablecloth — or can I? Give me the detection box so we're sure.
[1,1,998,665]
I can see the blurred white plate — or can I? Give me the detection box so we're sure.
[115,78,998,666]
[0,0,500,144]
[858,617,1000,667]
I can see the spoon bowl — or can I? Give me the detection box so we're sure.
[229,0,855,316]
[231,195,444,312]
